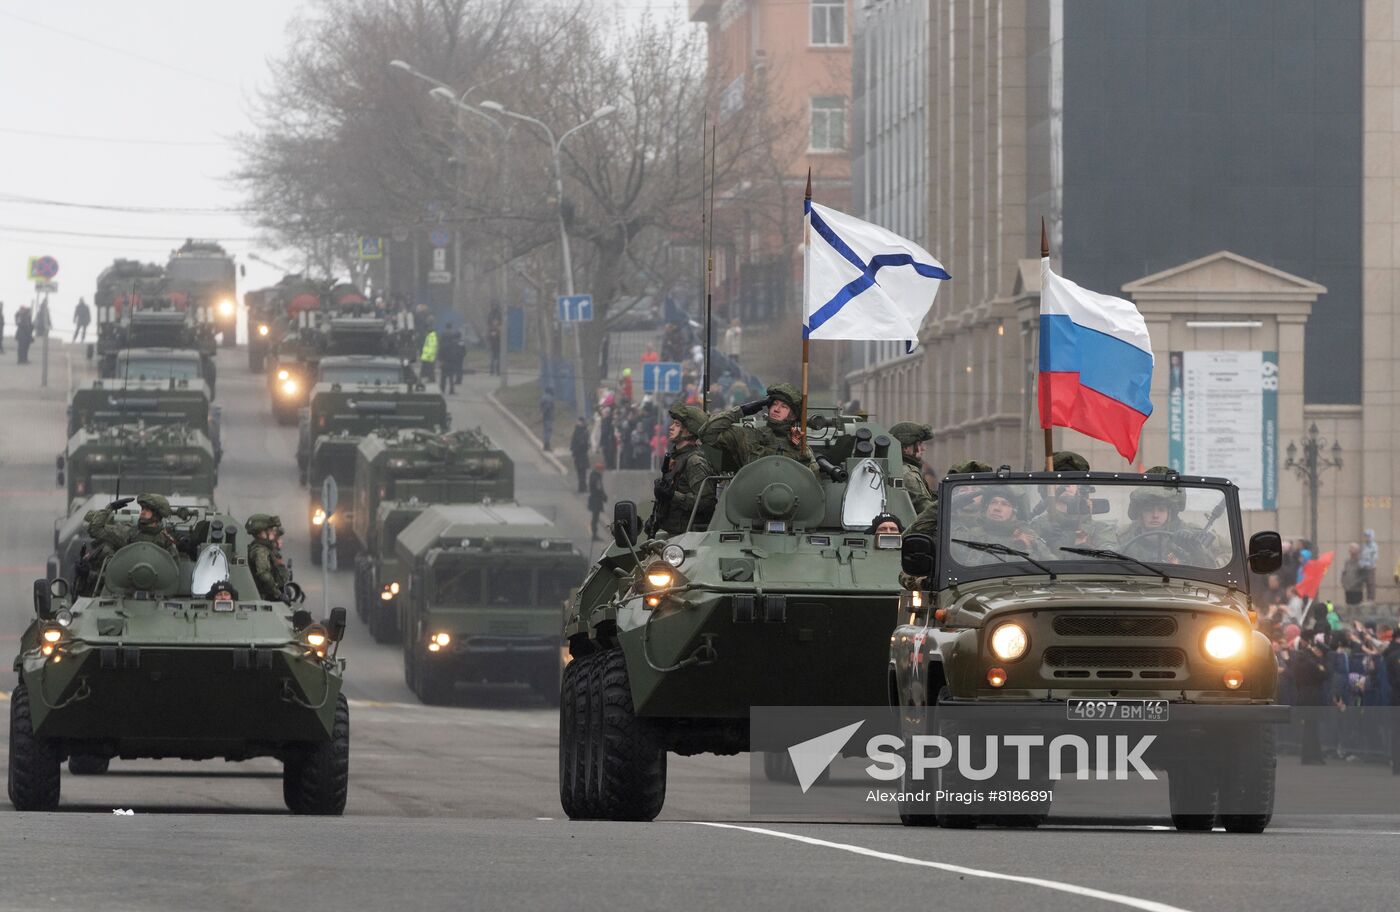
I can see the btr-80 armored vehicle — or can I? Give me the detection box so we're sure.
[560,411,914,820]
[68,375,222,464]
[298,372,448,565]
[396,503,587,705]
[351,429,514,643]
[9,507,349,814]
[58,424,217,511]
[890,469,1285,832]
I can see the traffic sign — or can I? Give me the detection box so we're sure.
[28,255,58,280]
[428,270,453,285]
[642,361,683,395]
[557,294,593,323]
[34,281,58,294]
[429,228,451,248]
[321,475,338,517]
[358,237,383,260]
[432,247,447,271]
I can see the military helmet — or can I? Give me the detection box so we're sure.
[136,493,172,519]
[668,402,707,437]
[1143,465,1173,475]
[1128,486,1186,519]
[1052,451,1090,472]
[245,514,284,536]
[766,383,803,412]
[889,421,933,449]
[980,484,1028,518]
[948,459,994,475]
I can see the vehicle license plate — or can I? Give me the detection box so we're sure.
[1065,699,1169,722]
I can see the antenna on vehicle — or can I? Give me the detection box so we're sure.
[702,124,716,412]
[111,281,138,506]
[698,109,709,411]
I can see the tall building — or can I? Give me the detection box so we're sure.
[690,0,854,322]
[848,0,1400,598]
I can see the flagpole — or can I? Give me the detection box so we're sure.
[1041,217,1054,472]
[801,169,812,454]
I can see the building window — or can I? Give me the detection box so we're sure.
[810,96,846,152]
[811,0,845,46]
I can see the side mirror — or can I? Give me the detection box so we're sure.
[327,606,348,642]
[33,578,52,618]
[901,533,935,578]
[1247,530,1283,574]
[291,608,313,631]
[612,501,639,549]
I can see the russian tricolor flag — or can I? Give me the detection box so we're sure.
[1038,257,1154,462]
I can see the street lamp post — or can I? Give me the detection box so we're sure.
[1284,422,1344,550]
[479,99,617,420]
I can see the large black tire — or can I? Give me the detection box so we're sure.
[1169,758,1218,832]
[8,682,62,811]
[353,561,371,622]
[559,656,594,819]
[586,648,666,821]
[68,754,111,775]
[1218,724,1276,834]
[763,750,797,784]
[409,650,455,705]
[282,693,349,815]
[368,603,399,645]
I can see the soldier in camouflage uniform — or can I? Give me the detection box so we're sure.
[888,421,935,514]
[699,382,815,472]
[646,403,718,537]
[1029,451,1112,552]
[906,458,994,537]
[75,504,134,595]
[129,494,181,557]
[1116,470,1228,567]
[246,514,291,601]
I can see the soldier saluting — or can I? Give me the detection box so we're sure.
[645,403,717,537]
[698,382,814,471]
[246,514,291,601]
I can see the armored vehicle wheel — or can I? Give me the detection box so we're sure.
[283,693,349,815]
[896,745,937,827]
[402,638,415,689]
[368,605,399,645]
[8,682,62,811]
[762,750,797,783]
[68,754,111,775]
[1218,724,1275,834]
[1168,760,1218,832]
[559,656,595,819]
[353,561,371,622]
[585,647,666,821]
[410,653,455,705]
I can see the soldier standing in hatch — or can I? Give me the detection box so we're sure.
[889,422,935,514]
[645,404,717,537]
[246,514,291,601]
[906,459,994,538]
[128,494,181,557]
[698,382,814,471]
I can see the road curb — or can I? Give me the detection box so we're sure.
[484,388,569,476]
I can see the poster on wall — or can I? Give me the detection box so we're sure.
[1168,351,1278,511]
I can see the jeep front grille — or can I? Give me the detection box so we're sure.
[1052,616,1176,638]
[1043,646,1185,669]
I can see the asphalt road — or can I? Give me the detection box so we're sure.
[1,343,1398,912]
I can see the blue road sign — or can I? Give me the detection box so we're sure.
[429,228,451,248]
[556,294,593,323]
[642,361,683,395]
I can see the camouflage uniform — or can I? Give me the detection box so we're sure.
[699,382,815,472]
[907,458,994,537]
[1116,483,1227,567]
[949,485,1054,561]
[889,421,935,514]
[1052,451,1090,472]
[128,493,180,558]
[75,507,134,595]
[647,404,718,537]
[246,513,291,601]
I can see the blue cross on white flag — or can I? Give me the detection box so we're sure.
[803,200,950,343]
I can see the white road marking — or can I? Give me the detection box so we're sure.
[692,822,1194,912]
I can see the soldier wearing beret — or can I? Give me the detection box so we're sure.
[246,513,291,601]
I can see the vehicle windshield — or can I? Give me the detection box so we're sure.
[119,357,201,381]
[319,363,404,386]
[944,479,1236,575]
[432,560,575,606]
[168,258,234,283]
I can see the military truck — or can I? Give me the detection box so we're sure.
[58,424,217,511]
[890,469,1285,832]
[67,374,221,464]
[397,503,586,705]
[295,356,429,478]
[93,259,165,363]
[98,299,218,390]
[245,274,325,372]
[299,377,449,565]
[167,239,238,347]
[47,494,216,592]
[9,508,349,814]
[559,412,913,821]
[351,429,514,643]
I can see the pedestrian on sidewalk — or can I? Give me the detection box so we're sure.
[1343,543,1366,608]
[487,303,503,376]
[587,463,607,541]
[419,319,438,384]
[73,297,91,343]
[15,305,33,364]
[539,387,556,453]
[1360,529,1378,601]
[440,326,464,394]
[570,417,590,493]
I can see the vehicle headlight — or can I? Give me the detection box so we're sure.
[277,368,290,381]
[258,324,270,337]
[312,507,326,526]
[304,626,328,648]
[644,564,673,589]
[281,378,299,396]
[389,581,400,595]
[661,544,685,568]
[431,632,451,647]
[218,299,235,317]
[1203,625,1246,661]
[989,623,1028,661]
[41,627,64,644]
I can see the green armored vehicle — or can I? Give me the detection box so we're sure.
[9,508,349,813]
[560,412,913,820]
[295,355,423,478]
[58,424,217,511]
[93,259,165,364]
[167,239,238,347]
[299,374,448,565]
[98,296,218,385]
[111,346,217,398]
[68,374,221,463]
[47,494,216,592]
[397,503,586,705]
[351,429,514,642]
[246,275,324,371]
[890,470,1285,831]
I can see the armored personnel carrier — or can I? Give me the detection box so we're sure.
[58,424,217,511]
[68,374,221,462]
[9,508,349,813]
[890,470,1285,831]
[351,428,514,643]
[559,411,913,820]
[245,274,326,372]
[167,239,237,347]
[47,494,216,592]
[397,504,586,705]
[298,373,448,565]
